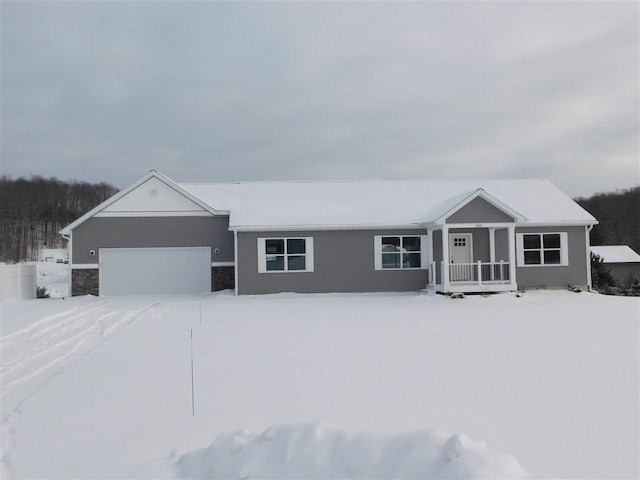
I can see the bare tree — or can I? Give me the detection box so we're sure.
[576,186,640,254]
[0,175,118,263]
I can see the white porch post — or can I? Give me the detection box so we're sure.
[427,227,435,287]
[508,225,517,289]
[489,228,496,281]
[489,228,496,263]
[442,225,450,291]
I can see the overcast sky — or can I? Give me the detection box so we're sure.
[1,1,638,198]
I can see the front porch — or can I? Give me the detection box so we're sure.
[426,224,518,293]
[427,260,514,293]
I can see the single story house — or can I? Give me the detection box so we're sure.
[591,245,640,284]
[60,170,598,296]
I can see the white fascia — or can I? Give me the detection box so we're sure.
[517,221,599,227]
[427,220,598,229]
[95,211,214,218]
[229,223,427,233]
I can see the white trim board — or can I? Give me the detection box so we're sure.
[96,211,214,218]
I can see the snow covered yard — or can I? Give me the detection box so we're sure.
[0,290,638,479]
[35,249,70,298]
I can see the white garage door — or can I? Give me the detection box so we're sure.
[100,247,211,296]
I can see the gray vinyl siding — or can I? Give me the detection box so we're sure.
[72,216,234,264]
[445,197,515,224]
[433,230,443,262]
[515,226,588,288]
[495,228,510,262]
[237,229,429,295]
[433,230,443,284]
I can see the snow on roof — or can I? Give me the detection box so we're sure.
[179,179,596,229]
[591,245,640,263]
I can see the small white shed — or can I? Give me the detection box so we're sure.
[591,245,640,284]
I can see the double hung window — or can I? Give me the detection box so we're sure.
[374,235,428,270]
[516,232,568,266]
[257,237,314,272]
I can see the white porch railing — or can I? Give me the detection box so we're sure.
[448,261,510,284]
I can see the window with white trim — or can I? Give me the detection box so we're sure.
[516,232,568,266]
[374,235,428,270]
[257,237,314,273]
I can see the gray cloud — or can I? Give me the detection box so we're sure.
[1,1,638,197]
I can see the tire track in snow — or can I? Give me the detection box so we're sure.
[0,302,112,345]
[2,309,129,390]
[0,303,113,378]
[0,301,159,479]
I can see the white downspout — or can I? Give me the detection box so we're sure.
[586,225,594,291]
[233,229,239,295]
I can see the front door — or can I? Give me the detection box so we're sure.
[449,233,473,281]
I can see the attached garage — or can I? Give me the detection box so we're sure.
[99,247,211,296]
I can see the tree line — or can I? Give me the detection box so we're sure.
[576,185,640,296]
[0,175,118,263]
[575,185,640,254]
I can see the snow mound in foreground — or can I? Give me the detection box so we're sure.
[178,423,530,479]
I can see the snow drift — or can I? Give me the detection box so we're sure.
[178,423,530,479]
